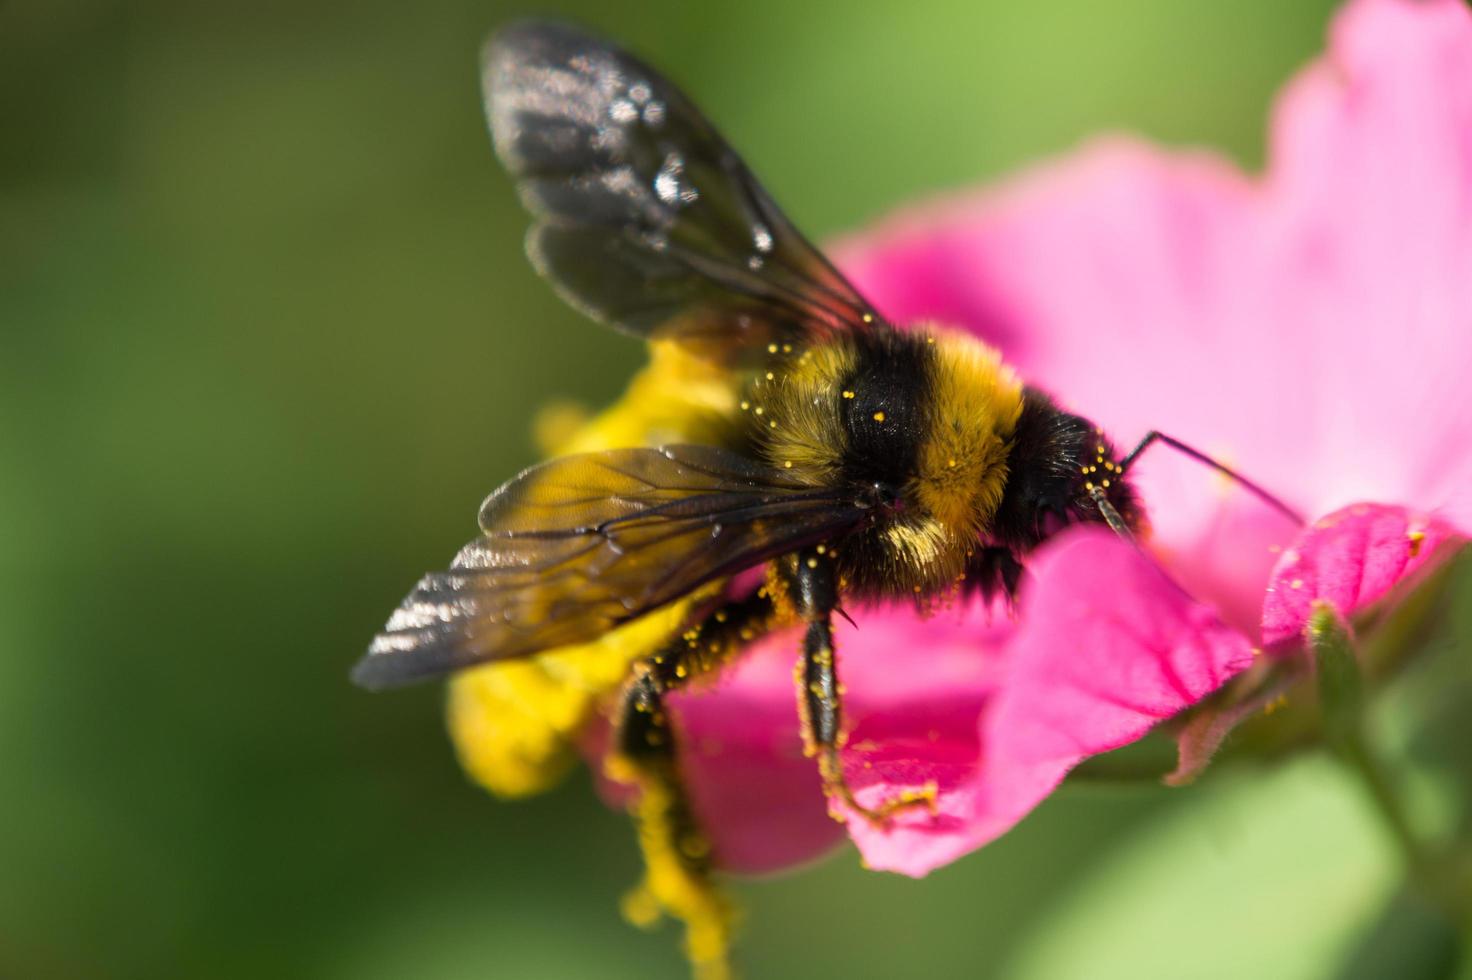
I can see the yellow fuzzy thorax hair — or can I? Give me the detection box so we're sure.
[751,341,852,482]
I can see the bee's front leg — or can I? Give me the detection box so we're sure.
[785,546,938,826]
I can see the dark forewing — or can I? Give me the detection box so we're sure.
[352,446,870,689]
[483,20,880,365]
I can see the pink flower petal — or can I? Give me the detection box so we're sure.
[1260,0,1472,531]
[844,530,1254,877]
[1261,503,1462,646]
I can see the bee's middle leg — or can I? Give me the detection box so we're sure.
[786,546,938,826]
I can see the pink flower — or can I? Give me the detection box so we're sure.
[645,0,1472,878]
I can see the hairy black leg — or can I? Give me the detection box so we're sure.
[608,591,777,980]
[784,546,936,825]
[613,669,734,978]
[962,545,1026,606]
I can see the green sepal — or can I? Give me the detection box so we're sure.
[1309,601,1363,753]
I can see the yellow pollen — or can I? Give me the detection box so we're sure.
[782,344,792,353]
[1085,481,1095,491]
[768,420,777,428]
[753,406,764,415]
[815,545,826,554]
[765,371,775,380]
[842,390,855,399]
[806,557,819,569]
[784,460,793,468]
[1102,479,1111,488]
[739,400,750,411]
[872,411,886,422]
[767,343,779,354]
[862,313,874,323]
[947,458,957,468]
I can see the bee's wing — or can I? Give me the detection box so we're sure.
[484,21,881,366]
[352,445,871,690]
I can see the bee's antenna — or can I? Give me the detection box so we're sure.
[1118,431,1304,526]
[1089,486,1135,541]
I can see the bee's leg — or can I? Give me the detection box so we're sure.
[611,670,735,979]
[785,547,938,826]
[962,546,1026,606]
[608,591,777,980]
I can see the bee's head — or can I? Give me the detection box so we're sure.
[1066,432,1146,537]
[994,392,1146,552]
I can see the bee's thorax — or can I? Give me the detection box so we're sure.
[741,324,1025,598]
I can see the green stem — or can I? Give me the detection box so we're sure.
[1336,703,1472,967]
[1339,735,1429,875]
[1306,601,1467,926]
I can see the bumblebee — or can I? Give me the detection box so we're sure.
[354,21,1298,979]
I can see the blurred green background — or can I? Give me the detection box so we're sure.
[13,0,1467,977]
